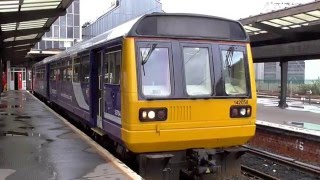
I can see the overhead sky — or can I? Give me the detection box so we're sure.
[80,0,320,79]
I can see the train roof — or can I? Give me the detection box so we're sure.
[34,13,249,67]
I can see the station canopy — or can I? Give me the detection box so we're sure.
[239,1,320,62]
[240,1,320,46]
[0,0,73,65]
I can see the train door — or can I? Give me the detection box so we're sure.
[97,51,104,129]
[104,50,121,125]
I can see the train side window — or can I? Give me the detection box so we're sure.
[105,51,121,84]
[81,55,90,83]
[73,57,80,82]
[50,68,55,80]
[114,51,121,84]
[59,60,65,81]
[108,53,115,84]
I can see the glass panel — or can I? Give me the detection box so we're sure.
[53,25,59,38]
[59,41,65,49]
[53,41,59,48]
[74,14,79,26]
[46,29,52,38]
[243,25,260,32]
[114,52,121,84]
[67,27,73,38]
[140,47,171,96]
[67,14,73,26]
[60,16,66,26]
[73,58,80,82]
[46,41,52,49]
[74,2,79,14]
[40,41,45,49]
[67,4,73,13]
[294,14,319,22]
[60,26,66,38]
[221,48,247,95]
[269,19,293,26]
[81,55,90,83]
[53,18,59,26]
[103,53,109,83]
[108,54,115,84]
[307,10,320,18]
[281,16,306,24]
[183,47,212,96]
[74,27,79,39]
[261,21,281,27]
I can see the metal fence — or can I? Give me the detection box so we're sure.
[256,80,317,95]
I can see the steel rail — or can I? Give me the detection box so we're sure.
[243,145,320,176]
[241,165,280,180]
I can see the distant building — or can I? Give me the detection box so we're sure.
[33,0,80,50]
[82,0,163,40]
[255,61,305,83]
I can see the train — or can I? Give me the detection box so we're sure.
[32,13,257,179]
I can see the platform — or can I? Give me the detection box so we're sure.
[0,91,140,180]
[257,96,320,136]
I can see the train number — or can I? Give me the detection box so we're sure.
[234,99,248,105]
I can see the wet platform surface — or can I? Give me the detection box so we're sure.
[0,91,131,180]
[257,97,320,135]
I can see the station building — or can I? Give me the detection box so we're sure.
[11,0,81,91]
[82,0,163,40]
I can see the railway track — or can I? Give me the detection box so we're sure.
[242,145,320,177]
[241,165,280,180]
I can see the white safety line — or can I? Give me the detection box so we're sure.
[256,120,320,137]
[28,92,142,180]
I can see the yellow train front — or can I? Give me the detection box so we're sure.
[120,14,256,179]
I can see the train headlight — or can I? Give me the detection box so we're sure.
[230,106,251,118]
[142,111,147,119]
[148,111,156,119]
[239,108,246,116]
[139,108,167,121]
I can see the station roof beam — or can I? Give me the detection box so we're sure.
[0,0,74,65]
[240,1,320,62]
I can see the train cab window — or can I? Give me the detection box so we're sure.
[139,47,171,97]
[73,57,80,82]
[183,47,212,96]
[221,47,247,95]
[81,55,90,83]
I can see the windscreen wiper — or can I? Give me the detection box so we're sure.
[141,43,157,76]
[225,46,235,76]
